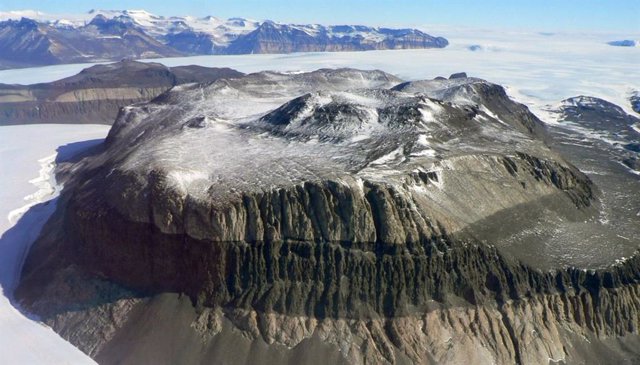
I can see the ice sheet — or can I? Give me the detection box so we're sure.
[0,124,110,364]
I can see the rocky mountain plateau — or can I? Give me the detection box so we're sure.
[13,67,640,364]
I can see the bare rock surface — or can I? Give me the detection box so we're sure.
[15,69,640,364]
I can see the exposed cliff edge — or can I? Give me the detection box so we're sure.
[15,69,640,364]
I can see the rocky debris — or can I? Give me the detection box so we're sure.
[14,68,640,364]
[0,60,244,125]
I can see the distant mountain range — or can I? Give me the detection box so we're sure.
[0,9,448,69]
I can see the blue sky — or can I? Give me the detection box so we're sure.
[1,0,639,32]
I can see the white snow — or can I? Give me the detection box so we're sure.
[418,99,444,122]
[167,169,209,190]
[7,154,57,226]
[0,124,110,364]
[370,146,405,166]
[0,25,636,123]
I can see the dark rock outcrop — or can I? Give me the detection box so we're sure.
[448,72,467,79]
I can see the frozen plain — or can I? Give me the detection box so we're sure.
[0,26,638,363]
[0,125,109,364]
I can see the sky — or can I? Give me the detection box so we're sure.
[0,0,639,33]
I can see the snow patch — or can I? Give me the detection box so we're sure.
[370,147,404,166]
[167,170,209,190]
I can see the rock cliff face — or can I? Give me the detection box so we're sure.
[223,22,448,54]
[0,60,244,125]
[15,69,640,364]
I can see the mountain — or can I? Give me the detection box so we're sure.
[0,10,448,69]
[0,16,182,68]
[14,67,640,364]
[222,21,448,54]
[0,60,244,125]
[552,95,640,175]
[556,95,640,134]
[607,39,638,47]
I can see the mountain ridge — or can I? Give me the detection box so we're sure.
[0,9,448,69]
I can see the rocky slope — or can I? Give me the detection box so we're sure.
[0,10,447,69]
[0,60,243,125]
[554,96,640,174]
[15,69,640,364]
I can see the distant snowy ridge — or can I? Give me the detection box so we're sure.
[0,9,448,68]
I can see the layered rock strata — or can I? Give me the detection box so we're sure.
[15,69,640,364]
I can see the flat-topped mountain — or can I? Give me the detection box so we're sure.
[0,10,448,69]
[14,68,640,364]
[0,60,244,125]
